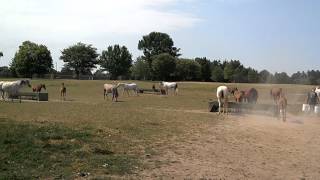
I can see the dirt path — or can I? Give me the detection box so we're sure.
[140,114,320,179]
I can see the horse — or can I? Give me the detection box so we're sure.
[243,88,258,103]
[159,82,178,95]
[103,83,119,101]
[117,83,139,96]
[277,93,287,122]
[270,87,282,104]
[32,84,46,92]
[0,81,6,100]
[230,87,245,112]
[315,86,320,98]
[60,83,67,101]
[216,86,229,114]
[1,80,31,101]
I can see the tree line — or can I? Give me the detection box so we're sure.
[0,32,319,85]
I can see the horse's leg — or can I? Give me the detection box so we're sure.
[218,98,221,114]
[225,98,228,114]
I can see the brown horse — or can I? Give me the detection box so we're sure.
[277,93,287,122]
[32,84,46,92]
[243,88,258,103]
[230,88,245,102]
[270,88,282,104]
[60,83,66,100]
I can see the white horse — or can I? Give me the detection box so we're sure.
[103,83,119,101]
[0,81,5,99]
[216,86,229,114]
[117,83,139,96]
[316,86,320,98]
[159,82,178,95]
[1,80,31,101]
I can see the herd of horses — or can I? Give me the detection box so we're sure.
[217,86,288,121]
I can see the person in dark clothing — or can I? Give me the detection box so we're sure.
[306,88,319,111]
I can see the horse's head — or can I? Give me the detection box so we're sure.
[229,87,238,95]
[20,80,31,87]
[42,84,46,90]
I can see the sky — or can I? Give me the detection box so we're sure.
[0,0,319,74]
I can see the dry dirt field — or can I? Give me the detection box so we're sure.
[0,79,319,179]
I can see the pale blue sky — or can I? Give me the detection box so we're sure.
[0,0,319,74]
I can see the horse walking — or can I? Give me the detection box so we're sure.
[159,82,178,95]
[1,80,31,101]
[60,83,67,101]
[216,86,229,114]
[32,84,46,92]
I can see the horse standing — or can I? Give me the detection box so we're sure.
[117,83,139,96]
[230,87,245,112]
[243,88,258,103]
[315,86,320,98]
[1,80,31,101]
[216,86,229,114]
[103,83,119,101]
[270,87,282,104]
[277,93,287,122]
[159,82,178,95]
[60,83,67,101]
[32,84,46,92]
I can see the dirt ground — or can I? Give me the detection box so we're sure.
[139,113,320,179]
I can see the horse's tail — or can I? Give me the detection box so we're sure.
[175,84,178,95]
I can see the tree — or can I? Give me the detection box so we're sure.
[151,53,176,81]
[60,42,99,79]
[247,67,259,83]
[131,57,151,80]
[211,66,224,82]
[274,72,291,84]
[175,59,201,81]
[10,41,53,78]
[138,32,180,67]
[99,44,132,79]
[195,57,211,81]
[259,70,273,83]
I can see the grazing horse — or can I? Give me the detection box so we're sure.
[216,86,229,114]
[243,88,258,103]
[270,87,282,104]
[60,83,67,100]
[277,93,287,122]
[159,82,178,95]
[230,87,245,112]
[117,83,139,96]
[103,83,119,101]
[1,80,31,101]
[32,84,46,92]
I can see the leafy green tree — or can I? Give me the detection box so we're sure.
[259,70,273,83]
[60,42,99,79]
[175,59,201,81]
[151,53,176,81]
[195,57,211,81]
[211,66,224,82]
[131,57,151,80]
[10,41,53,78]
[0,66,11,77]
[223,63,234,82]
[274,72,291,84]
[138,32,180,67]
[99,44,132,80]
[247,67,259,83]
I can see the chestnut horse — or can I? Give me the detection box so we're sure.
[32,84,46,92]
[60,83,66,100]
[277,93,287,122]
[243,88,258,103]
[270,88,282,104]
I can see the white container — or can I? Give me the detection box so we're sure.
[302,104,310,112]
[315,105,320,114]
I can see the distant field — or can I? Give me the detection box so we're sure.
[0,79,317,179]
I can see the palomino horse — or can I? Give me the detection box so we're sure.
[216,86,229,114]
[270,87,282,104]
[243,88,258,103]
[277,93,287,122]
[103,83,119,101]
[32,84,46,92]
[1,80,31,101]
[117,83,139,96]
[159,82,178,95]
[60,83,67,101]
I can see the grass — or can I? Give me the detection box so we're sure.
[0,79,315,178]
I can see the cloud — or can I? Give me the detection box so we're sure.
[0,0,201,38]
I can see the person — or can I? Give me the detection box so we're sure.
[306,88,319,112]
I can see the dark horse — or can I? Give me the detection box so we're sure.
[243,88,258,103]
[32,84,46,92]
